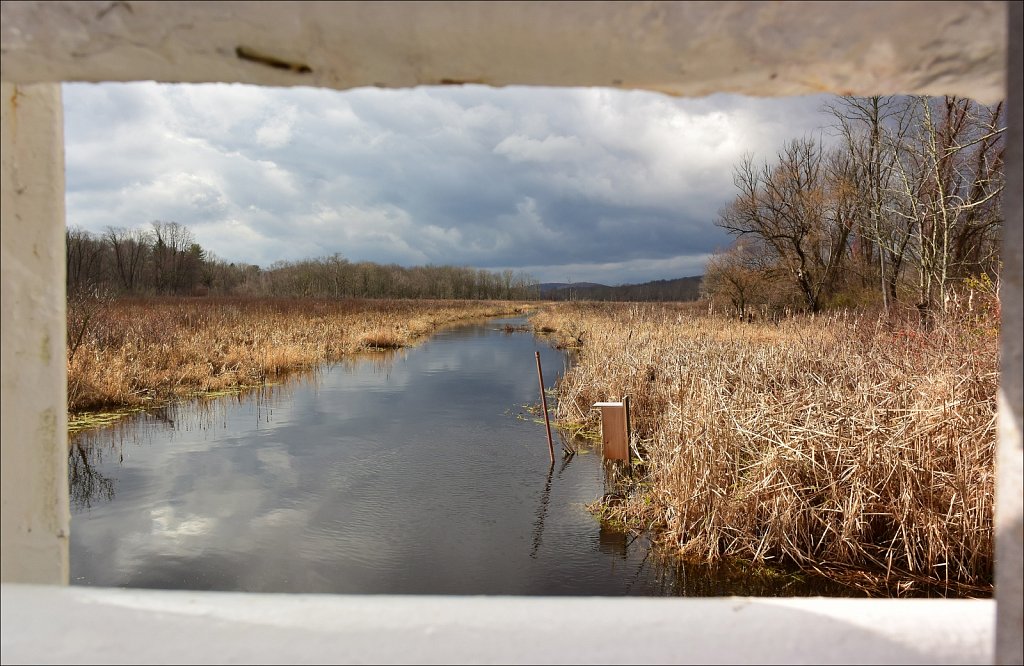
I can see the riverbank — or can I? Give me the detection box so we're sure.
[531,301,998,596]
[68,297,530,416]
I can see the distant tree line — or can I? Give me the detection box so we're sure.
[705,95,1005,322]
[543,276,702,302]
[66,221,540,300]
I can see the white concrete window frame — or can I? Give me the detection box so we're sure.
[1,2,1020,664]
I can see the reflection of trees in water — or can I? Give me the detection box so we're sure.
[68,440,116,510]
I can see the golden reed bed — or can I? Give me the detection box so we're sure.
[532,301,997,596]
[68,297,528,414]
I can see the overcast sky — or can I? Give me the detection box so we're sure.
[63,82,835,285]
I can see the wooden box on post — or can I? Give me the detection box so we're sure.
[594,397,631,463]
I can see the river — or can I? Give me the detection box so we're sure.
[69,316,852,596]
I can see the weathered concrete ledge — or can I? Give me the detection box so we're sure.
[0,1,1006,103]
[0,584,996,664]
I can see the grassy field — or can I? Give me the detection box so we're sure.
[532,301,998,596]
[67,297,529,415]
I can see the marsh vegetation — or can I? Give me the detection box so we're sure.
[67,297,528,414]
[532,299,998,596]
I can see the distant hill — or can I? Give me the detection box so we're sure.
[538,276,703,302]
[537,282,608,295]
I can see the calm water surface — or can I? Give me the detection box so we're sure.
[70,317,852,596]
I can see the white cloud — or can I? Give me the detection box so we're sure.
[493,133,590,163]
[256,105,298,148]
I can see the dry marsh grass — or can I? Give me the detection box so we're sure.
[533,301,997,596]
[68,297,528,414]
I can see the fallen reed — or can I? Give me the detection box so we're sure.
[534,301,998,596]
[68,296,528,414]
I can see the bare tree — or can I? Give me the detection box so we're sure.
[149,221,202,294]
[703,239,769,319]
[66,226,108,295]
[717,138,850,313]
[826,96,917,310]
[104,226,151,293]
[889,96,1005,323]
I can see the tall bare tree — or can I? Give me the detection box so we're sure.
[717,138,850,313]
[826,96,917,310]
[104,226,150,293]
[66,226,107,294]
[149,221,202,294]
[890,96,1005,322]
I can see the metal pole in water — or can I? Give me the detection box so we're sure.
[535,351,555,464]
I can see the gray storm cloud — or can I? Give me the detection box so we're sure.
[64,82,834,284]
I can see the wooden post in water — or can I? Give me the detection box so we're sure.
[594,399,631,466]
[535,351,555,465]
[624,394,632,471]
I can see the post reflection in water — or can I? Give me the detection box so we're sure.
[69,317,853,597]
